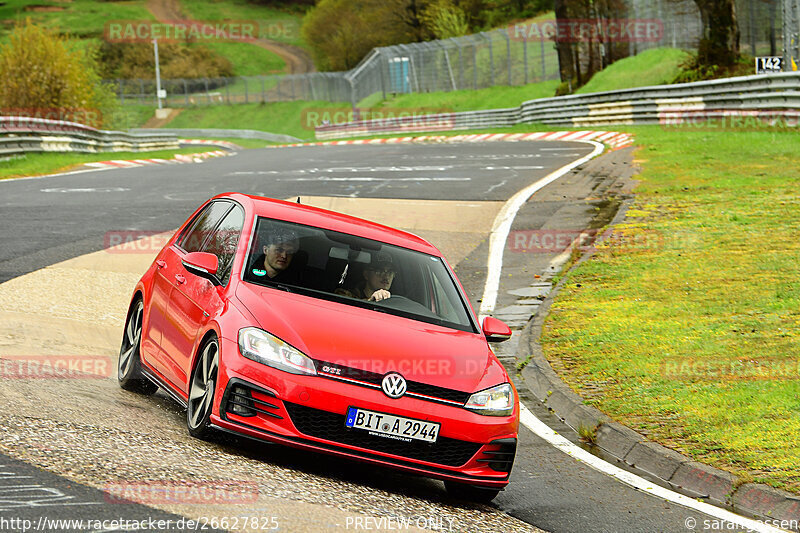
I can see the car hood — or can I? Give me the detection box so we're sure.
[235,283,507,393]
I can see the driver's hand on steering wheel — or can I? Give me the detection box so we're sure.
[368,289,391,302]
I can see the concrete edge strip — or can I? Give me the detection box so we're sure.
[513,159,800,527]
[178,138,242,151]
[0,147,236,183]
[478,140,605,319]
[266,131,634,151]
[519,405,785,533]
[83,149,230,170]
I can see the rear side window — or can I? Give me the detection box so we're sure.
[179,201,232,253]
[202,205,245,285]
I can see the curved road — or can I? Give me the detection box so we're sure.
[0,143,742,532]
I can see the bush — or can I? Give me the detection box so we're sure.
[0,20,117,128]
[98,42,235,80]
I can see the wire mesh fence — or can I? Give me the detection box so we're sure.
[112,0,799,107]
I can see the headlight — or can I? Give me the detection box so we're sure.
[464,383,515,416]
[238,327,317,376]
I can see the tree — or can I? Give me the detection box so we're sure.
[694,0,740,67]
[302,0,402,70]
[420,1,470,39]
[0,20,115,128]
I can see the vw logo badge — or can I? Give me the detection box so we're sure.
[381,372,407,399]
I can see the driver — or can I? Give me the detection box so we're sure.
[337,252,395,302]
[251,229,300,283]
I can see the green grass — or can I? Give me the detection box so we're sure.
[576,48,691,94]
[198,41,285,76]
[0,0,290,77]
[0,147,205,179]
[540,126,800,494]
[370,80,560,111]
[107,105,161,130]
[0,0,154,39]
[163,100,351,141]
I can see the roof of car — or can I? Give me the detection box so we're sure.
[215,192,442,256]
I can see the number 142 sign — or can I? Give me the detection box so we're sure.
[755,56,783,74]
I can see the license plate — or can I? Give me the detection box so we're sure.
[345,407,440,443]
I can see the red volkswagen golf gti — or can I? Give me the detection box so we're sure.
[118,192,518,500]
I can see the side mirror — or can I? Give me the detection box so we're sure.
[182,252,220,284]
[482,316,512,343]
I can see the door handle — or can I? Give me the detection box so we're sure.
[175,274,186,284]
[156,260,167,269]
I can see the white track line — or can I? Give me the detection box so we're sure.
[479,141,786,532]
[520,405,785,532]
[478,140,604,319]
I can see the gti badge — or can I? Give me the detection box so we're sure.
[381,372,407,399]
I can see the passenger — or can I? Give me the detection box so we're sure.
[337,252,395,302]
[250,230,300,283]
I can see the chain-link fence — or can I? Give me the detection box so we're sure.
[113,0,800,107]
[786,0,800,66]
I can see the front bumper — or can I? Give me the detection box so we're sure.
[211,339,518,488]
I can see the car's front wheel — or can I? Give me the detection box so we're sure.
[444,480,501,503]
[187,336,219,440]
[118,298,158,395]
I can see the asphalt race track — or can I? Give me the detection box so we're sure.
[0,142,743,532]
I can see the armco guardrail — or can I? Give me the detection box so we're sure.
[0,117,178,159]
[316,72,800,139]
[130,128,303,144]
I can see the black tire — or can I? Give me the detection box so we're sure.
[187,336,219,440]
[118,298,158,395]
[444,480,501,503]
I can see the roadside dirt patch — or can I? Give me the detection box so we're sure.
[24,5,65,11]
[142,108,182,128]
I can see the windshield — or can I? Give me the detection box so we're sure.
[243,217,476,333]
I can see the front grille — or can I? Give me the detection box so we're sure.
[284,402,481,467]
[315,360,471,405]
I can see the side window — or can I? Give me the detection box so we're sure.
[202,205,245,285]
[179,201,232,253]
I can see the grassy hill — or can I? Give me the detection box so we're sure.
[576,48,691,94]
[0,0,302,77]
